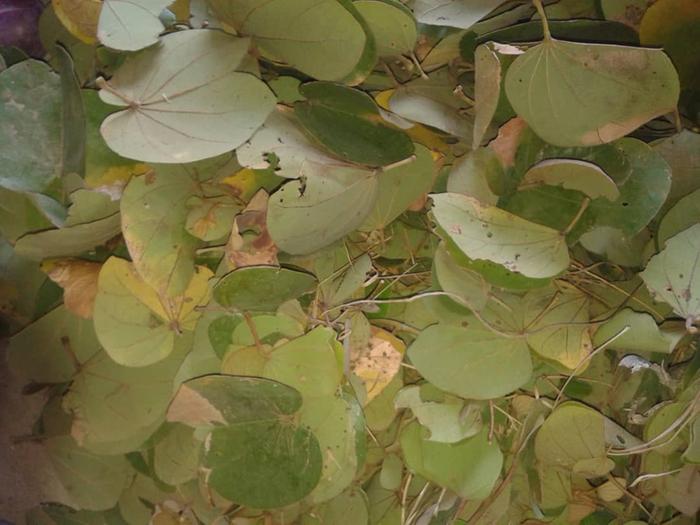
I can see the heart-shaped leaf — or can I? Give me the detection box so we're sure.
[505,39,679,146]
[99,29,275,163]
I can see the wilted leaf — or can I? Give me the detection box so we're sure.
[43,258,101,319]
[225,190,278,268]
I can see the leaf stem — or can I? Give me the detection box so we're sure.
[532,0,552,41]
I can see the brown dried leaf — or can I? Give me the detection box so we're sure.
[489,117,527,169]
[225,190,278,268]
[43,258,101,319]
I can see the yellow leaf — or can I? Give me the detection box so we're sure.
[596,477,627,502]
[52,0,101,44]
[351,327,405,403]
[168,0,190,22]
[85,163,150,197]
[42,258,101,319]
[220,167,267,203]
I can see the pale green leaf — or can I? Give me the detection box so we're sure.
[62,336,190,454]
[97,0,170,51]
[8,305,100,385]
[206,0,375,83]
[593,308,686,354]
[0,60,61,193]
[520,159,620,201]
[355,0,417,57]
[400,423,503,499]
[267,162,378,255]
[120,166,200,297]
[505,39,679,147]
[45,435,131,511]
[431,192,570,279]
[99,29,275,163]
[641,224,700,325]
[407,324,532,399]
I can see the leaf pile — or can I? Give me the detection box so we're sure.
[2,0,700,524]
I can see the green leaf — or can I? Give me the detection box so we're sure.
[7,305,100,385]
[93,257,211,367]
[0,60,62,193]
[407,324,532,399]
[167,374,305,428]
[593,309,686,354]
[205,420,322,508]
[206,0,376,83]
[505,39,679,146]
[431,192,570,279]
[120,167,200,297]
[99,29,275,163]
[46,435,131,511]
[641,224,700,326]
[97,0,170,51]
[535,401,609,471]
[523,283,592,370]
[213,266,317,313]
[302,394,364,504]
[388,68,472,138]
[267,162,379,254]
[13,213,121,261]
[264,327,343,399]
[658,188,700,247]
[360,144,435,231]
[395,385,483,443]
[62,335,190,454]
[433,242,491,312]
[400,422,503,499]
[172,376,322,508]
[294,82,414,167]
[302,488,369,525]
[153,423,201,486]
[355,0,417,58]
